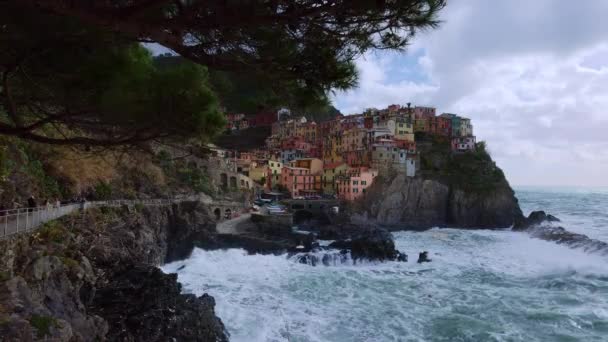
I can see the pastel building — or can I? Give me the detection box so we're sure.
[439,113,461,137]
[413,106,436,119]
[414,118,429,133]
[322,162,349,195]
[249,163,268,184]
[394,118,415,142]
[336,168,378,201]
[459,118,474,137]
[427,116,452,137]
[452,136,477,152]
[280,149,305,165]
[265,159,283,189]
[280,166,319,197]
[290,158,323,175]
[341,127,368,152]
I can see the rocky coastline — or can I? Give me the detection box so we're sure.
[0,189,601,340]
[0,201,228,341]
[515,211,608,256]
[351,173,524,230]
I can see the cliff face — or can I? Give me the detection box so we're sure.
[0,202,228,341]
[355,141,524,229]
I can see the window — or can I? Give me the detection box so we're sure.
[400,153,404,158]
[362,181,367,185]
[353,180,358,185]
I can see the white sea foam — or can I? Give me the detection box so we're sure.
[163,227,608,342]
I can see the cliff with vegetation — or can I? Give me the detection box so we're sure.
[0,202,228,341]
[354,137,524,229]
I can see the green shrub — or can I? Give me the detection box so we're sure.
[60,257,79,268]
[29,314,56,338]
[134,203,145,212]
[94,181,113,200]
[177,166,212,194]
[36,221,68,244]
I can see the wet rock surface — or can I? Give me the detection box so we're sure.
[90,265,228,342]
[0,202,228,341]
[515,211,608,256]
[329,228,400,262]
[355,173,524,230]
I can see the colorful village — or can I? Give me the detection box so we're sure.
[212,104,476,202]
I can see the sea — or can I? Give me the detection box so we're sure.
[162,187,608,342]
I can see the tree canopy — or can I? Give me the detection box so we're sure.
[1,0,445,146]
[0,5,225,146]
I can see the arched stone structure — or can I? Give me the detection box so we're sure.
[293,210,314,224]
[213,208,221,220]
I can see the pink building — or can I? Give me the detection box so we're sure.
[413,106,436,119]
[336,167,378,201]
[280,166,319,197]
[281,136,310,151]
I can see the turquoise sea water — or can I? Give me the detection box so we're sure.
[163,187,608,341]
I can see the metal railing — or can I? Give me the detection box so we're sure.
[0,204,81,239]
[0,198,182,240]
[0,196,248,240]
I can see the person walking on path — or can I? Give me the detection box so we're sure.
[27,196,37,212]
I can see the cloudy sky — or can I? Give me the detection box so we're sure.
[332,0,608,187]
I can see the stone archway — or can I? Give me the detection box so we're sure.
[213,208,221,220]
[293,210,314,225]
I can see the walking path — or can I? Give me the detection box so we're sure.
[0,197,245,240]
[216,213,252,235]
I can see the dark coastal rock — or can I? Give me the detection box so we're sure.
[417,251,431,263]
[513,210,561,230]
[329,228,399,262]
[90,265,228,342]
[353,173,524,230]
[396,252,408,262]
[514,211,607,256]
[0,202,229,341]
[206,233,295,255]
[527,225,608,256]
[165,201,218,263]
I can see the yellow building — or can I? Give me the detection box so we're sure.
[290,158,323,175]
[322,133,343,164]
[322,162,350,194]
[295,122,317,143]
[414,118,429,133]
[341,127,367,152]
[394,119,415,142]
[268,159,283,177]
[249,164,268,184]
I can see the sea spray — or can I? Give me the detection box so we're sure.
[163,229,608,342]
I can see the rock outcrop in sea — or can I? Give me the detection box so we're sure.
[352,140,525,229]
[515,211,608,256]
[0,202,228,341]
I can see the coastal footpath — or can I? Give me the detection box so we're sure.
[0,202,228,341]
